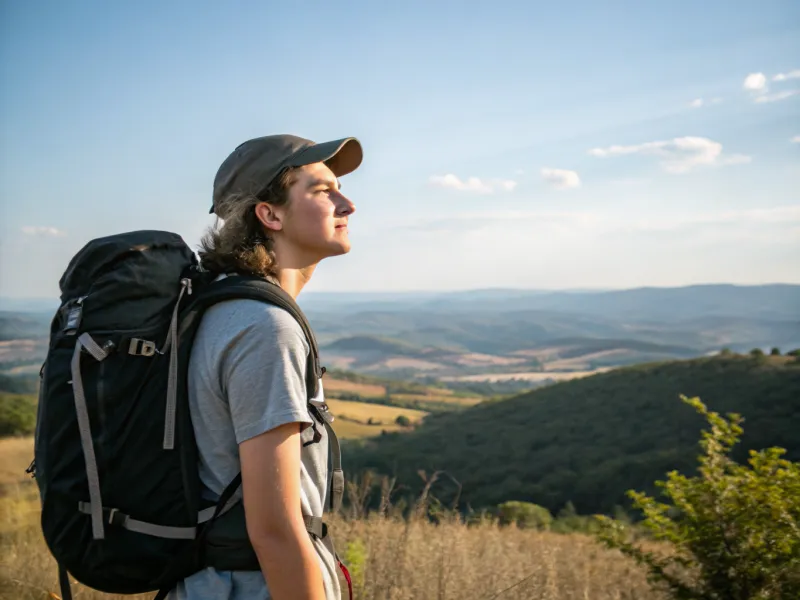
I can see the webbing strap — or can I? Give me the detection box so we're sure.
[78,501,326,541]
[78,502,196,539]
[160,278,191,450]
[197,494,238,524]
[58,564,73,600]
[303,515,326,538]
[322,418,344,514]
[72,333,109,540]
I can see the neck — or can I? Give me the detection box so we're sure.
[275,265,316,299]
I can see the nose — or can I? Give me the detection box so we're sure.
[334,191,356,216]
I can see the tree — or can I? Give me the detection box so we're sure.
[770,348,781,356]
[750,348,765,357]
[594,395,800,600]
[394,414,411,427]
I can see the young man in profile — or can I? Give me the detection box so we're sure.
[170,134,363,600]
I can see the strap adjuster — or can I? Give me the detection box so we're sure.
[106,507,127,527]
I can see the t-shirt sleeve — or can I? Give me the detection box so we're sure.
[217,303,313,445]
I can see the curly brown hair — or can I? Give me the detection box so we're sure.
[198,168,298,278]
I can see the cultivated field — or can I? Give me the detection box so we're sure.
[441,369,609,383]
[391,393,483,407]
[323,376,483,408]
[0,438,665,600]
[322,377,386,398]
[326,399,428,425]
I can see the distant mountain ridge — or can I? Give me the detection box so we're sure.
[303,283,800,320]
[3,284,798,378]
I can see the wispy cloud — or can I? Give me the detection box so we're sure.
[21,226,66,237]
[401,206,800,237]
[429,174,517,194]
[609,178,650,187]
[754,90,800,104]
[623,206,800,232]
[743,70,800,103]
[791,135,800,144]
[772,69,800,82]
[540,167,581,190]
[404,209,598,234]
[588,136,750,174]
[689,97,722,108]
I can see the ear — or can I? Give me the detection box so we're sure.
[254,202,283,232]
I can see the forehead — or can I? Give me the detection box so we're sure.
[296,162,339,186]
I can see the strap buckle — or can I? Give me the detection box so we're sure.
[106,507,127,527]
[128,338,156,356]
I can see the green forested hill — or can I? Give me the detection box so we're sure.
[343,355,800,516]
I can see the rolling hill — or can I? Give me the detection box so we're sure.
[342,354,800,516]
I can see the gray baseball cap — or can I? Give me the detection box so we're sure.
[210,134,363,216]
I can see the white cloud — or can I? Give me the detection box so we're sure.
[21,226,65,237]
[743,72,767,91]
[540,167,581,190]
[588,136,751,174]
[743,69,800,103]
[754,89,800,104]
[791,135,800,144]
[428,174,517,194]
[772,69,800,82]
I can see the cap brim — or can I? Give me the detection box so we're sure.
[288,137,363,177]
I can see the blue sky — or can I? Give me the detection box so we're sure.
[1,0,798,298]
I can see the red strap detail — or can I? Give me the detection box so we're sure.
[338,559,353,600]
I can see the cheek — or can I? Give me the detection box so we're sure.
[289,201,333,239]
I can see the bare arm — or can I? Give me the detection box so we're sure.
[240,422,326,600]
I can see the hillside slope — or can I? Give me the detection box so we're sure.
[344,355,800,516]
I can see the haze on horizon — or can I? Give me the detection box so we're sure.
[1,1,798,298]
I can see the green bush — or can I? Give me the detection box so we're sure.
[341,538,367,594]
[0,393,37,436]
[549,501,604,534]
[595,395,800,600]
[394,415,411,427]
[496,500,553,530]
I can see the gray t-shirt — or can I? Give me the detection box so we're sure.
[167,297,341,600]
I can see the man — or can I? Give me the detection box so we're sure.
[169,134,363,600]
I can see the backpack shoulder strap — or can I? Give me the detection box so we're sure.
[179,274,322,398]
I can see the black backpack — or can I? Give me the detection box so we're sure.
[30,230,347,600]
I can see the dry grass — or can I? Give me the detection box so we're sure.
[0,485,665,600]
[0,438,665,600]
[332,514,665,600]
[0,436,35,490]
[325,399,428,425]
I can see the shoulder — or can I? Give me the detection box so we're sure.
[198,298,309,355]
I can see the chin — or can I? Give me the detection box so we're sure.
[320,241,351,259]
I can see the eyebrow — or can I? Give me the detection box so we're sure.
[307,176,341,191]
